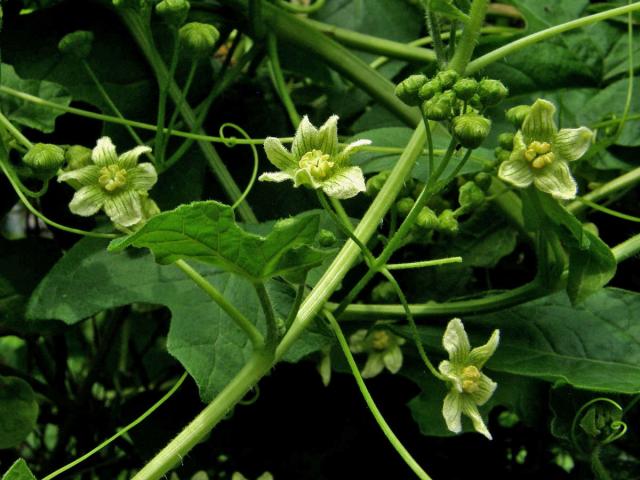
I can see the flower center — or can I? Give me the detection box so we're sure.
[461,365,482,394]
[99,164,128,192]
[299,149,335,180]
[370,330,390,351]
[523,141,554,169]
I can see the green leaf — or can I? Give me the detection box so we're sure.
[1,459,37,480]
[0,63,71,133]
[0,377,39,449]
[27,236,314,400]
[403,288,640,394]
[509,0,589,33]
[536,192,616,304]
[109,201,330,282]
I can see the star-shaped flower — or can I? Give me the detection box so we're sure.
[438,318,500,440]
[498,99,593,200]
[258,115,370,199]
[58,137,157,228]
[349,328,405,378]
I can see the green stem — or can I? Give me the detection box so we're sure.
[155,30,180,164]
[0,110,33,149]
[466,2,640,74]
[81,60,151,159]
[174,259,264,349]
[253,282,278,350]
[336,280,543,320]
[567,166,640,215]
[379,267,444,381]
[267,33,301,128]
[302,17,437,64]
[131,351,274,480]
[386,256,463,270]
[285,279,307,328]
[42,372,188,480]
[574,197,640,223]
[612,232,640,263]
[448,0,489,73]
[119,10,258,223]
[325,310,433,480]
[423,2,447,66]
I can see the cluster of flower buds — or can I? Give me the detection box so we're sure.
[396,70,508,150]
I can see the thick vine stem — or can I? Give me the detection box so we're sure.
[448,0,489,73]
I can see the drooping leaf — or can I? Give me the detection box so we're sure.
[1,459,37,480]
[0,376,39,449]
[0,63,71,133]
[27,236,315,400]
[109,201,331,282]
[399,288,640,394]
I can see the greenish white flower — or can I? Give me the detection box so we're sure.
[57,137,157,228]
[259,115,369,199]
[498,99,593,200]
[438,318,499,440]
[349,328,405,378]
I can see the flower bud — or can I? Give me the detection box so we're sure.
[505,105,531,128]
[418,78,442,101]
[318,229,337,247]
[458,181,485,212]
[395,74,427,106]
[179,22,220,59]
[498,132,514,150]
[371,281,397,303]
[468,93,483,111]
[366,171,389,196]
[416,206,439,229]
[494,147,511,163]
[422,92,454,121]
[58,31,94,59]
[437,209,459,234]
[453,78,478,101]
[156,0,190,28]
[411,181,425,199]
[477,79,508,106]
[65,145,92,170]
[395,197,415,217]
[474,172,492,192]
[23,143,65,172]
[452,113,491,149]
[435,69,459,89]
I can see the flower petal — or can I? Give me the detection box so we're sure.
[258,171,294,183]
[438,360,462,392]
[293,168,322,189]
[336,139,372,166]
[103,190,143,227]
[361,353,385,378]
[468,329,500,369]
[554,127,593,162]
[57,165,101,186]
[442,390,463,434]
[522,99,556,143]
[498,132,534,188]
[317,115,339,156]
[69,185,106,217]
[349,329,368,353]
[443,318,471,366]
[470,373,497,406]
[291,116,319,159]
[533,161,577,200]
[264,137,297,171]
[320,166,366,199]
[128,163,158,192]
[118,145,152,169]
[92,137,119,167]
[383,345,403,374]
[461,395,492,439]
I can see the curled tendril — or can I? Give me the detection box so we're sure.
[238,385,261,406]
[218,122,259,211]
[570,397,627,454]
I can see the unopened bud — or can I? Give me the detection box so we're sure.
[58,31,94,59]
[435,69,459,89]
[23,143,65,172]
[156,0,190,28]
[458,181,485,212]
[477,79,508,106]
[65,145,92,170]
[395,74,427,106]
[418,78,442,101]
[452,113,491,149]
[179,22,220,59]
[416,207,439,229]
[318,229,337,247]
[453,78,478,101]
[366,171,389,196]
[395,197,415,217]
[474,172,492,192]
[505,105,531,128]
[498,132,514,150]
[437,209,459,234]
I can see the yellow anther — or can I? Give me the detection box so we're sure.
[299,149,335,180]
[462,379,480,393]
[99,165,128,192]
[370,330,390,351]
[462,365,481,381]
[532,141,551,155]
[524,149,537,162]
